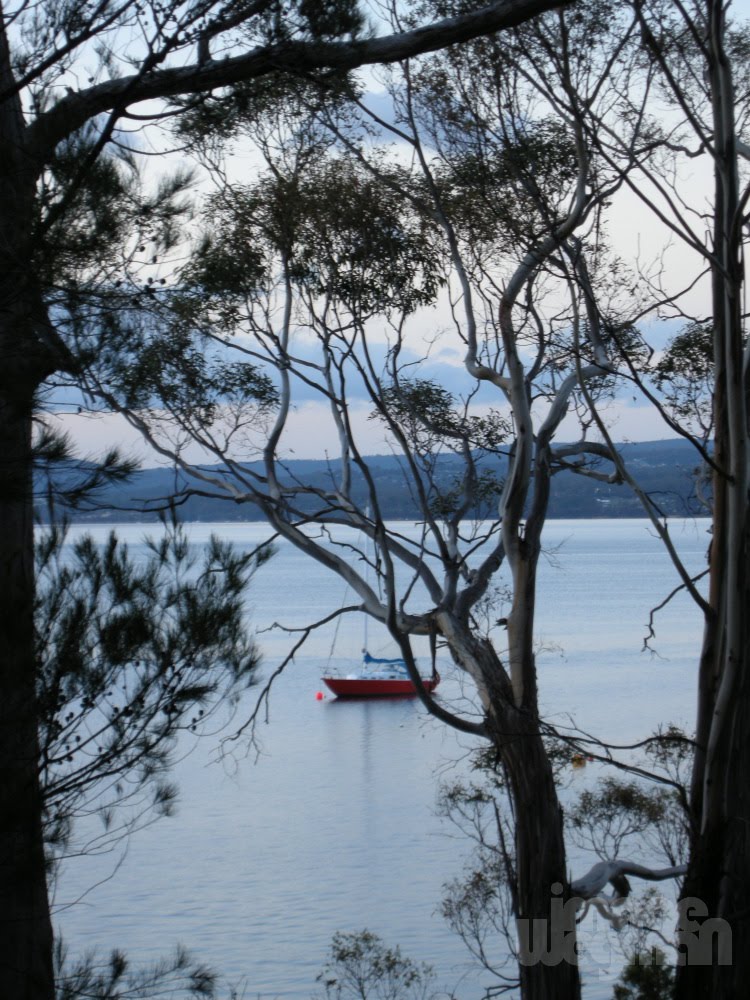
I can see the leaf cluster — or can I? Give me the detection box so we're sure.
[612,948,675,1000]
[289,162,443,313]
[54,940,216,1000]
[33,427,141,517]
[428,467,503,520]
[37,125,193,289]
[317,931,437,1000]
[255,0,366,45]
[652,322,715,435]
[114,327,278,419]
[435,120,579,250]
[569,776,687,867]
[36,519,272,868]
[187,158,445,318]
[378,379,509,453]
[437,778,518,982]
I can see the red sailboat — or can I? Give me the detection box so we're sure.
[322,651,440,699]
[321,516,440,698]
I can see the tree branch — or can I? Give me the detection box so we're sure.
[26,0,573,159]
[571,859,687,900]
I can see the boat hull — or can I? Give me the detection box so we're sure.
[321,675,440,698]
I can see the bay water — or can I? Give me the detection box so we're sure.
[53,518,708,998]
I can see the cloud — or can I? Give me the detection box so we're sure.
[46,387,678,470]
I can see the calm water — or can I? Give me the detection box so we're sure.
[53,518,708,998]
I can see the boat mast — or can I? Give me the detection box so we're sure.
[363,506,370,655]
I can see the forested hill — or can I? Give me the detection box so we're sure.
[50,439,708,523]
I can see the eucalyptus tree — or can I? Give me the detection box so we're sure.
[0,1,575,997]
[73,8,701,996]
[483,1,750,994]
[565,1,750,995]
[438,735,691,990]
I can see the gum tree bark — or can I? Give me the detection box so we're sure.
[437,619,579,999]
[0,12,58,992]
[675,1,750,993]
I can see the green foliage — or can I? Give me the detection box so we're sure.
[38,124,193,288]
[612,949,675,1000]
[436,777,518,985]
[372,378,507,519]
[38,131,202,423]
[643,725,694,782]
[36,518,273,870]
[185,157,444,318]
[54,939,216,1000]
[571,779,668,833]
[66,284,278,429]
[567,731,693,864]
[186,222,267,300]
[33,426,140,515]
[297,0,365,40]
[377,378,452,457]
[289,160,444,313]
[652,322,715,435]
[317,931,438,1000]
[436,119,579,247]
[440,857,517,987]
[114,326,278,418]
[467,732,579,786]
[569,777,686,865]
[176,68,358,153]
[376,378,507,454]
[35,127,200,422]
[257,0,365,43]
[408,11,583,255]
[37,128,135,281]
[437,738,688,991]
[428,468,503,519]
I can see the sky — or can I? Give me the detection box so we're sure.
[53,397,670,464]
[46,378,676,466]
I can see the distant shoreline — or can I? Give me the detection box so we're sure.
[40,438,709,524]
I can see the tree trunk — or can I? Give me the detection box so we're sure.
[675,3,750,992]
[447,622,581,1000]
[503,448,579,997]
[0,7,55,992]
[676,611,750,998]
[676,524,750,998]
[492,656,582,1000]
[504,723,581,1000]
[0,367,54,998]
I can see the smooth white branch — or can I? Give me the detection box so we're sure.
[571,859,687,901]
